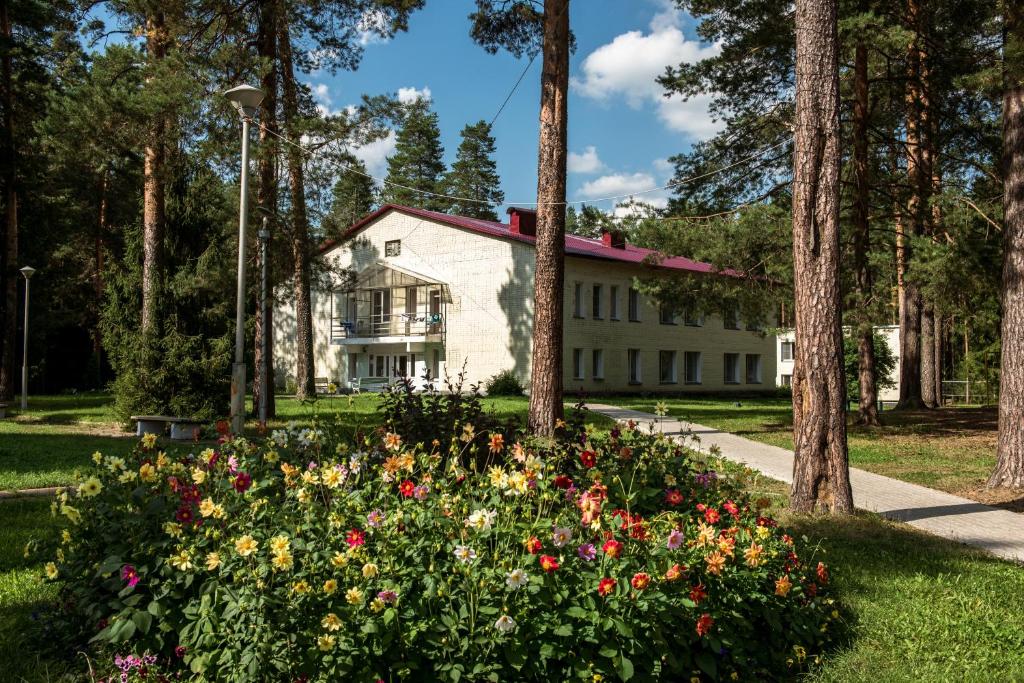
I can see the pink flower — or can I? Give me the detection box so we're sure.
[577,543,597,561]
[667,528,684,550]
[377,590,398,604]
[120,565,140,589]
[227,455,239,473]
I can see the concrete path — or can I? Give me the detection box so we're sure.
[588,403,1024,564]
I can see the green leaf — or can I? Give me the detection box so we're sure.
[696,651,717,678]
[553,623,573,637]
[617,655,634,681]
[132,610,153,634]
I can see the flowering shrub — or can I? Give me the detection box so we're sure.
[40,422,840,681]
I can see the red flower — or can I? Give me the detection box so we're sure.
[579,450,597,468]
[602,539,623,559]
[215,420,230,436]
[816,561,829,585]
[630,572,651,590]
[232,472,252,493]
[689,584,707,604]
[664,563,685,581]
[696,503,706,512]
[554,475,574,489]
[525,536,543,554]
[665,489,684,506]
[598,577,617,597]
[723,500,740,518]
[704,507,720,525]
[398,480,415,498]
[175,505,194,524]
[345,529,366,548]
[695,613,714,637]
[538,555,560,573]
[807,582,819,597]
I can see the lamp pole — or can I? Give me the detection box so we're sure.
[19,266,35,411]
[225,84,264,434]
[258,217,270,426]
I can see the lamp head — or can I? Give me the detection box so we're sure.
[224,84,264,119]
[19,266,35,280]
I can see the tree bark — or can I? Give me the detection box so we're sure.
[990,0,1024,488]
[789,0,854,513]
[934,312,943,403]
[852,38,879,426]
[527,0,569,436]
[278,11,315,400]
[253,0,278,419]
[921,303,937,407]
[141,12,167,341]
[0,0,17,401]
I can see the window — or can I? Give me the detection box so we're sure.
[573,282,584,318]
[385,239,401,257]
[780,374,792,387]
[723,306,741,330]
[684,351,702,384]
[746,319,764,332]
[628,349,642,384]
[780,341,794,361]
[659,306,676,325]
[659,350,677,384]
[609,285,620,320]
[592,284,603,319]
[724,353,740,384]
[592,349,604,379]
[573,349,585,379]
[683,309,703,327]
[745,354,762,384]
[628,288,641,322]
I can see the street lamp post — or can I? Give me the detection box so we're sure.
[258,217,270,426]
[19,266,35,411]
[225,84,264,434]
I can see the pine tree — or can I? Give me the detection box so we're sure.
[381,98,447,211]
[323,152,376,240]
[443,120,503,220]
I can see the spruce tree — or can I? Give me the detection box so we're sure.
[443,120,504,220]
[323,152,376,239]
[381,98,447,211]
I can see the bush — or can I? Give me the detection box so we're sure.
[38,424,841,681]
[843,334,897,401]
[485,369,525,396]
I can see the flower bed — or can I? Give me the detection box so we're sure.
[38,421,840,681]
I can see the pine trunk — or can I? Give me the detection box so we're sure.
[141,12,167,341]
[527,0,569,436]
[852,39,879,426]
[278,14,315,400]
[934,313,943,403]
[990,0,1024,488]
[253,0,278,419]
[921,304,937,407]
[0,0,17,402]
[789,0,854,514]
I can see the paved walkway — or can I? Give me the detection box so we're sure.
[587,404,1024,564]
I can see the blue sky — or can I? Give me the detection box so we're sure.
[309,0,721,214]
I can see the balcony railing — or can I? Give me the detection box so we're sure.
[331,313,445,341]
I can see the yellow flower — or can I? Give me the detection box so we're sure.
[200,448,216,465]
[164,522,183,538]
[361,562,378,579]
[106,456,126,472]
[199,498,217,518]
[271,550,294,571]
[460,423,475,443]
[269,535,290,553]
[91,451,103,465]
[118,470,138,484]
[61,529,71,544]
[744,542,764,568]
[317,634,336,652]
[141,433,158,449]
[345,587,364,605]
[264,450,279,464]
[61,505,82,525]
[169,550,194,571]
[56,548,64,563]
[397,453,415,472]
[321,612,343,631]
[292,580,310,594]
[79,476,103,498]
[323,579,338,595]
[191,467,206,484]
[44,562,58,580]
[235,535,259,557]
[554,418,566,429]
[370,598,385,613]
[487,466,508,488]
[297,488,311,504]
[755,525,772,540]
[205,552,222,571]
[695,521,717,548]
[138,463,157,482]
[322,468,344,488]
[301,471,319,486]
[505,471,528,495]
[331,552,348,568]
[156,452,169,469]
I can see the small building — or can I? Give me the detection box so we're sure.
[775,325,901,403]
[273,204,777,393]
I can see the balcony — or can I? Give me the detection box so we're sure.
[330,263,448,345]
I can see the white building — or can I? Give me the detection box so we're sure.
[274,204,778,393]
[776,325,901,403]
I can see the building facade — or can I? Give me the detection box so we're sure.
[273,205,777,393]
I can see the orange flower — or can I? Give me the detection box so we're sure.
[689,583,707,604]
[705,551,726,576]
[384,432,403,451]
[598,577,617,597]
[511,442,526,462]
[382,456,403,475]
[717,536,736,557]
[695,613,714,637]
[775,575,792,597]
[743,542,764,568]
[524,536,543,554]
[488,433,504,454]
[664,563,684,581]
[816,561,829,585]
[630,572,651,590]
[538,555,560,573]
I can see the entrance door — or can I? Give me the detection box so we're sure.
[372,289,391,335]
[396,355,408,378]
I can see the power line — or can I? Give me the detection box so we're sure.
[489,53,538,127]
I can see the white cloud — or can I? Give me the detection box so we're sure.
[351,130,397,180]
[397,86,431,104]
[357,9,391,46]
[568,146,605,174]
[571,7,722,139]
[578,172,657,200]
[612,197,668,218]
[653,157,674,177]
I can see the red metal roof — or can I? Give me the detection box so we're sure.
[318,204,724,276]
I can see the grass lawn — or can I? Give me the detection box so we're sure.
[605,395,1020,510]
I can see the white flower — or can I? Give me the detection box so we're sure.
[464,509,497,531]
[506,568,529,590]
[494,615,516,633]
[552,526,573,548]
[453,545,477,564]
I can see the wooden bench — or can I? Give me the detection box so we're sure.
[314,377,333,395]
[131,415,205,441]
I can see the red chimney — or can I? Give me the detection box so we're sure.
[507,207,537,236]
[601,228,627,249]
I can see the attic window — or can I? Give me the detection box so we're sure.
[385,240,401,257]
